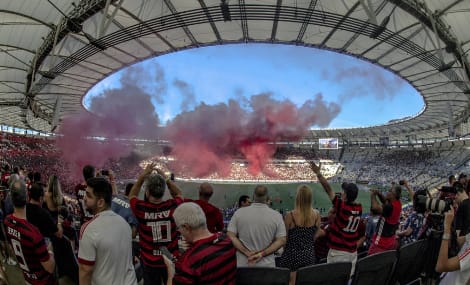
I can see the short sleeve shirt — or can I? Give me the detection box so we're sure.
[227,203,286,267]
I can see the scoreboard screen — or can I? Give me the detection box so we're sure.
[319,138,338,149]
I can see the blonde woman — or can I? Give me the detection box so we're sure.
[278,185,321,285]
[44,175,65,221]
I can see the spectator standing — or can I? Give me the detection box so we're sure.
[75,165,95,225]
[397,190,426,245]
[111,183,138,239]
[436,206,470,285]
[455,183,470,237]
[4,180,56,285]
[78,177,137,285]
[227,185,286,267]
[365,208,380,250]
[165,202,237,285]
[314,207,335,263]
[278,185,320,285]
[129,163,183,285]
[193,183,224,233]
[27,183,78,284]
[368,185,402,255]
[43,175,65,223]
[26,183,62,239]
[310,161,362,273]
[238,195,251,208]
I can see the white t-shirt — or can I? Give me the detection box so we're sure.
[440,233,470,285]
[78,210,137,285]
[227,203,286,267]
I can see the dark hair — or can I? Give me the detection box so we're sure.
[83,165,95,181]
[238,195,250,207]
[455,182,466,194]
[341,182,359,202]
[145,174,166,199]
[393,185,402,200]
[13,167,19,174]
[413,189,426,214]
[29,183,44,201]
[33,172,41,183]
[86,177,112,206]
[449,175,456,184]
[125,183,134,196]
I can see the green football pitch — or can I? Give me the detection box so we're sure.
[173,181,381,215]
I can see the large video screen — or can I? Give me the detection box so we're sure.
[319,138,339,149]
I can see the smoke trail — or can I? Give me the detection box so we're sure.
[173,79,196,111]
[165,93,340,177]
[323,65,404,100]
[56,67,161,178]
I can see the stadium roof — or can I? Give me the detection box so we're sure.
[1,0,469,141]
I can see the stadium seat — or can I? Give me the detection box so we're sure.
[295,262,351,285]
[351,250,397,285]
[236,267,290,285]
[390,239,427,285]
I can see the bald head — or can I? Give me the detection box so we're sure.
[253,185,268,203]
[199,182,213,201]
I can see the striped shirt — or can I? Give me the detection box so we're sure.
[4,214,56,285]
[130,197,183,267]
[174,233,236,285]
[329,196,363,252]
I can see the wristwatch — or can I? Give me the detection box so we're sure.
[442,233,451,240]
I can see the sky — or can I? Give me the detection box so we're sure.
[57,43,424,176]
[84,43,424,129]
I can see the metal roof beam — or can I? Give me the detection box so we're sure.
[198,0,222,43]
[238,0,249,42]
[163,0,198,46]
[270,0,282,42]
[297,0,319,44]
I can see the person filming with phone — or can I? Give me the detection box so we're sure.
[436,206,470,285]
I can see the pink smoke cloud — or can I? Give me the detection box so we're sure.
[56,69,161,178]
[165,93,340,177]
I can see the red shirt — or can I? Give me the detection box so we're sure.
[372,199,402,249]
[329,196,363,252]
[174,233,236,285]
[4,215,56,285]
[130,197,183,267]
[193,200,224,233]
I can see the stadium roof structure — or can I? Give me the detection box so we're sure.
[1,0,469,142]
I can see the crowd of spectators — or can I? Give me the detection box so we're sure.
[0,132,470,284]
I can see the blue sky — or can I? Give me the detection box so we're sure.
[84,43,424,129]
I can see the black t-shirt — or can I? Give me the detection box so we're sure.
[456,198,470,236]
[26,203,58,238]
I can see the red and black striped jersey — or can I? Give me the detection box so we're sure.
[75,183,93,224]
[329,196,363,252]
[174,233,236,285]
[130,197,183,267]
[4,214,56,285]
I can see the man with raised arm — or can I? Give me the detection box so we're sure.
[129,163,183,285]
[368,184,402,255]
[310,161,362,273]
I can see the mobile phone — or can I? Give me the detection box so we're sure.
[160,246,174,261]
